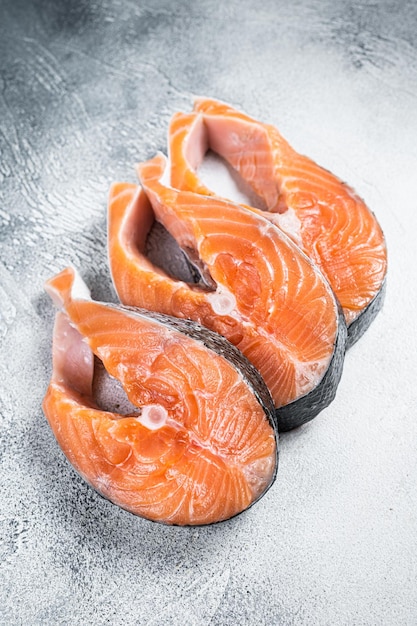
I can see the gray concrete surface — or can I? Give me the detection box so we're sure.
[1,0,417,624]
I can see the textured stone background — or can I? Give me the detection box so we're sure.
[1,1,417,624]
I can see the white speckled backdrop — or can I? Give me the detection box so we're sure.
[1,1,416,624]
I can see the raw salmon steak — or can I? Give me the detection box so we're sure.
[169,98,387,346]
[108,154,347,431]
[42,267,278,526]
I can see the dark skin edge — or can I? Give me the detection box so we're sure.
[346,280,387,349]
[276,308,347,432]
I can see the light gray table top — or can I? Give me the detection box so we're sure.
[1,1,416,624]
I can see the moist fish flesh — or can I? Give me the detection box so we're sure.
[108,155,347,430]
[42,267,278,525]
[169,98,387,347]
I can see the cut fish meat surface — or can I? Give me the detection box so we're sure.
[169,98,387,346]
[108,155,347,430]
[42,267,278,525]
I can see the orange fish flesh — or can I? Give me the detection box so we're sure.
[169,98,387,346]
[42,267,278,525]
[108,154,346,430]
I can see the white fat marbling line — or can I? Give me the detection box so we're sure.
[268,207,304,248]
